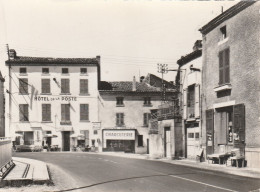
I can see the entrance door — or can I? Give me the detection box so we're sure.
[63,131,70,151]
[164,127,171,158]
[147,139,149,154]
[187,127,200,159]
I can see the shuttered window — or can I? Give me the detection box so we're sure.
[143,113,151,127]
[206,109,214,155]
[19,78,28,94]
[61,79,70,94]
[41,79,50,94]
[19,104,29,121]
[187,85,195,118]
[183,89,187,119]
[61,104,70,121]
[116,97,124,106]
[80,79,88,94]
[116,113,124,126]
[219,48,230,85]
[42,104,51,121]
[80,104,89,121]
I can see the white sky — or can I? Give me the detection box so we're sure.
[0,0,237,82]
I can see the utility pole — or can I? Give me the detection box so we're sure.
[6,44,11,137]
[157,64,168,103]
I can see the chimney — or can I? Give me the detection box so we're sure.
[140,76,145,83]
[9,49,17,60]
[132,76,136,91]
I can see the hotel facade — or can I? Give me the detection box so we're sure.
[5,49,100,151]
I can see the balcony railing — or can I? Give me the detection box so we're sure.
[157,102,180,121]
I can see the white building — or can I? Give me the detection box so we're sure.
[5,49,100,151]
[176,40,202,159]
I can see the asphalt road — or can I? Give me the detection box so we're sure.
[14,152,260,192]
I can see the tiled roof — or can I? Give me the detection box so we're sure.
[199,1,256,35]
[99,81,175,93]
[6,56,100,66]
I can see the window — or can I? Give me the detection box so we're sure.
[61,79,70,94]
[195,132,200,140]
[80,68,87,74]
[41,79,50,94]
[138,135,143,146]
[188,133,194,138]
[116,97,124,106]
[187,85,195,118]
[19,78,28,94]
[219,48,230,85]
[80,79,88,94]
[92,139,95,146]
[42,68,49,74]
[19,104,29,121]
[62,68,69,74]
[220,26,227,40]
[93,130,98,135]
[20,68,27,74]
[144,97,151,106]
[116,113,124,126]
[42,104,51,121]
[80,104,89,121]
[61,104,70,122]
[143,113,151,127]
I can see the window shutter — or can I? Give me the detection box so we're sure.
[19,105,24,121]
[47,104,51,121]
[61,104,65,121]
[61,79,65,93]
[233,104,245,148]
[121,113,124,125]
[80,79,88,94]
[183,89,187,119]
[65,104,70,121]
[116,113,119,125]
[206,109,214,155]
[42,104,46,121]
[224,49,230,84]
[195,84,200,118]
[219,51,224,85]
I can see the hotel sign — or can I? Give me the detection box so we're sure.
[103,130,135,140]
[34,96,77,102]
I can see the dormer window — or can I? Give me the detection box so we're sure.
[220,26,227,40]
[20,68,27,74]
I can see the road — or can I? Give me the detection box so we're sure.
[14,152,260,192]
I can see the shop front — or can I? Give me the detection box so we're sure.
[102,129,136,153]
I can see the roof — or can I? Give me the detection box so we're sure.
[199,1,256,35]
[99,81,176,93]
[6,56,100,66]
[177,49,202,66]
[143,73,175,89]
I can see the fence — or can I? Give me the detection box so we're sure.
[0,137,12,178]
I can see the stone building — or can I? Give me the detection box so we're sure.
[199,1,260,168]
[0,71,5,137]
[176,40,202,160]
[5,49,100,151]
[98,75,175,154]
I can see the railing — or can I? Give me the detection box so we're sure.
[0,137,12,172]
[157,101,181,121]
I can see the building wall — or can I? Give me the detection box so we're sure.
[201,2,260,167]
[6,65,99,150]
[99,93,162,154]
[180,57,202,158]
[0,76,4,137]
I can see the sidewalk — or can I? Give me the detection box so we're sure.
[2,157,50,187]
[93,152,260,179]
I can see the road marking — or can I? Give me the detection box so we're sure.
[168,174,238,192]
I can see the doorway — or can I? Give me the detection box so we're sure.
[164,127,171,158]
[63,131,70,151]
